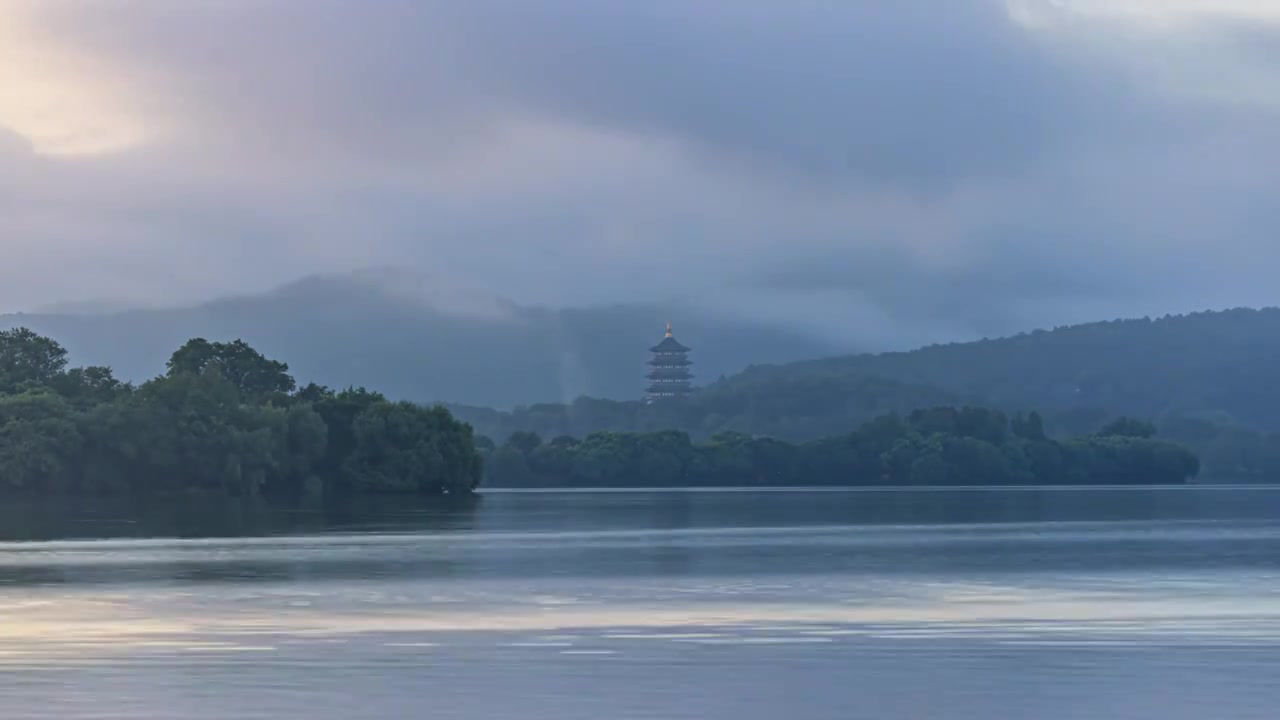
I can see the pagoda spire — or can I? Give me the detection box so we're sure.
[646,322,693,402]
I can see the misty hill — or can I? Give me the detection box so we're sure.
[451,372,970,444]
[453,308,1280,481]
[736,308,1280,433]
[0,270,844,408]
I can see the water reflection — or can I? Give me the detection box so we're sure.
[1,488,1279,720]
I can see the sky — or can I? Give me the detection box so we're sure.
[2,0,1280,349]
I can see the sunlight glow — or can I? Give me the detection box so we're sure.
[0,5,151,156]
[1007,0,1280,29]
[1007,0,1280,111]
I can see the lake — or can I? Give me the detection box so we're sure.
[2,486,1279,719]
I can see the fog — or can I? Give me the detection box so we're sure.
[3,1,1279,348]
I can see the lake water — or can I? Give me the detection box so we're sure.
[2,487,1279,719]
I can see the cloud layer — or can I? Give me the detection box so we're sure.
[3,0,1280,349]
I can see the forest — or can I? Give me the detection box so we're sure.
[453,309,1280,480]
[0,328,481,498]
[482,407,1201,488]
[0,324,1220,495]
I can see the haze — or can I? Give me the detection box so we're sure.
[3,0,1280,349]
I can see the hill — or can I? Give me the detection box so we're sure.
[737,308,1280,433]
[450,373,970,443]
[453,309,1280,481]
[0,269,844,408]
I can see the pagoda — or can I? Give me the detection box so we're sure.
[646,322,693,402]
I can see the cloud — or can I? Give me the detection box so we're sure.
[24,2,1116,188]
[0,128,33,157]
[1008,0,1280,27]
[1,1,1279,351]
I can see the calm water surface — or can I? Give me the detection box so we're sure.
[2,487,1279,719]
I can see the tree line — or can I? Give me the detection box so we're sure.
[0,327,1208,496]
[448,308,1280,481]
[449,373,967,448]
[481,407,1201,488]
[451,374,1274,482]
[0,328,481,498]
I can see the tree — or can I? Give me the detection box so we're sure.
[50,366,128,408]
[311,387,385,492]
[266,404,329,498]
[294,382,333,404]
[506,431,543,457]
[483,407,1201,488]
[0,330,487,499]
[488,446,535,486]
[0,328,69,394]
[1012,411,1047,441]
[167,338,296,400]
[1099,417,1157,439]
[128,369,259,494]
[0,390,81,492]
[343,402,481,494]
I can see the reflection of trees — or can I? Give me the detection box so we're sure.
[0,492,486,543]
[0,565,73,587]
[321,493,484,533]
[0,494,487,589]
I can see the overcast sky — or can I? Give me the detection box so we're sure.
[3,0,1280,348]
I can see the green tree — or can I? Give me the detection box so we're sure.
[343,402,481,494]
[294,382,333,404]
[167,338,296,400]
[0,390,81,493]
[483,408,1201,489]
[1099,417,1158,439]
[1011,411,1047,441]
[0,330,486,499]
[0,328,69,394]
[488,446,535,486]
[507,431,544,457]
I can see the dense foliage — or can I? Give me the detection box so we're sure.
[482,407,1200,488]
[1159,416,1280,482]
[450,374,967,446]
[454,309,1280,480]
[740,308,1280,430]
[0,328,481,497]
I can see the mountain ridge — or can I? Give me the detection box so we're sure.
[0,270,847,408]
[448,306,1280,457]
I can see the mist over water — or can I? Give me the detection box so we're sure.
[2,488,1279,719]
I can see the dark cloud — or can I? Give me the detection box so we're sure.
[436,1,1088,187]
[3,1,1280,349]
[31,1,1108,185]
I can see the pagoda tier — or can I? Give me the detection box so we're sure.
[645,322,694,402]
[647,369,693,381]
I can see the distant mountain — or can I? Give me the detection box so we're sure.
[28,298,154,316]
[453,308,1280,463]
[0,269,845,408]
[728,308,1280,433]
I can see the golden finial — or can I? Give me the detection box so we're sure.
[665,321,673,337]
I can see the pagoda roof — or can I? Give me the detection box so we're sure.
[649,336,691,353]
